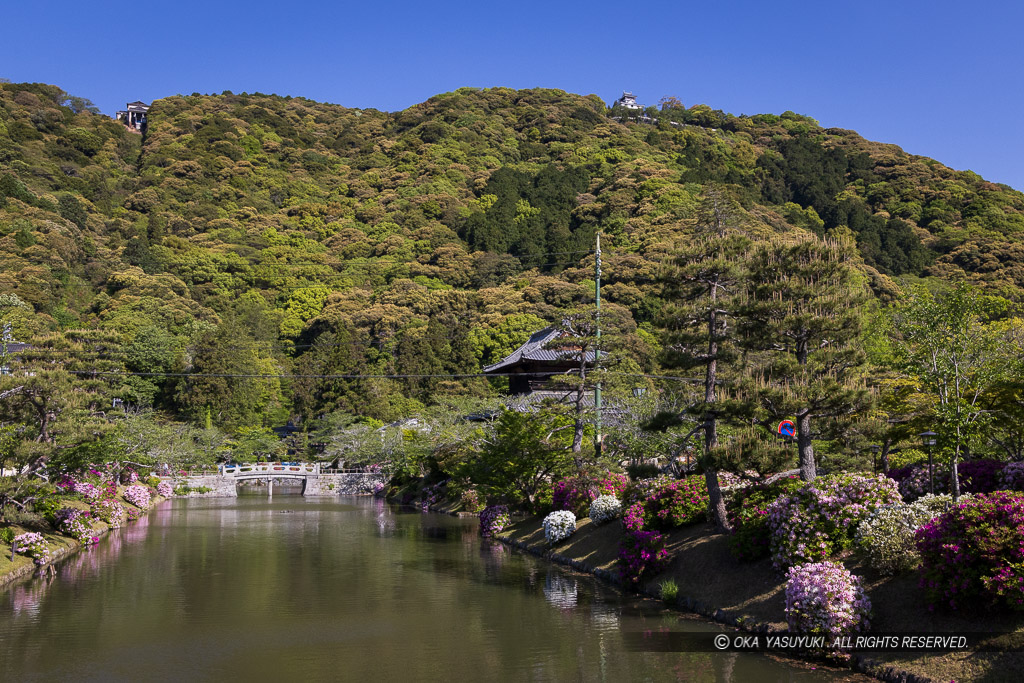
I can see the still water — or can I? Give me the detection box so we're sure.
[0,495,863,682]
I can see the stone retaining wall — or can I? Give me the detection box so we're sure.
[175,475,237,498]
[303,473,386,496]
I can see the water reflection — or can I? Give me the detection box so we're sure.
[543,572,578,610]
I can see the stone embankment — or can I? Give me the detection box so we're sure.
[303,473,386,496]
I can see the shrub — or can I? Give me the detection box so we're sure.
[12,531,50,565]
[916,491,1024,611]
[54,508,98,545]
[645,476,708,530]
[588,495,622,525]
[598,472,629,498]
[626,463,661,480]
[542,510,577,544]
[552,477,597,517]
[123,484,152,509]
[73,481,101,502]
[726,476,802,562]
[0,527,14,544]
[958,459,1006,494]
[897,465,947,501]
[767,473,901,569]
[999,462,1024,491]
[478,505,510,538]
[622,476,672,506]
[856,494,969,575]
[785,561,871,640]
[659,578,679,603]
[618,530,670,586]
[459,489,484,514]
[156,481,173,498]
[92,499,127,529]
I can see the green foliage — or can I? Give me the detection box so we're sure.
[726,476,803,561]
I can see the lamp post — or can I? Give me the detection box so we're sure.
[920,431,937,495]
[869,444,880,474]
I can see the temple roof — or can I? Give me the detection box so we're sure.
[483,326,596,374]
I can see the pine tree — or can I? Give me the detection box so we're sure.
[739,233,871,481]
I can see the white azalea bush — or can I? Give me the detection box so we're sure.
[588,495,622,525]
[785,561,871,641]
[855,494,971,575]
[543,510,577,544]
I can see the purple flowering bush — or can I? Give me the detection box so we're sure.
[916,491,1024,611]
[726,477,802,562]
[123,484,152,509]
[552,477,598,517]
[478,504,510,538]
[958,459,1006,494]
[999,462,1024,491]
[12,532,50,565]
[767,473,901,569]
[618,530,670,586]
[785,561,871,639]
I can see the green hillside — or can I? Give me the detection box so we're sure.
[2,81,1023,429]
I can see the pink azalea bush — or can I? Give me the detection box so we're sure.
[618,530,670,586]
[156,481,174,498]
[123,484,152,509]
[12,532,50,565]
[916,491,1024,611]
[785,561,871,639]
[54,508,99,545]
[767,473,901,569]
[623,475,708,533]
[478,504,510,538]
[459,488,483,513]
[598,472,629,498]
[93,499,127,529]
[552,477,598,517]
[73,481,102,502]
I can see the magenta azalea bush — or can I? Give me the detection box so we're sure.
[156,481,173,498]
[916,491,1024,611]
[726,476,803,562]
[459,488,483,514]
[12,532,50,565]
[552,477,598,517]
[767,473,901,569]
[957,459,1006,494]
[478,504,510,538]
[598,472,629,498]
[618,530,671,586]
[54,508,98,545]
[622,475,708,533]
[785,561,871,639]
[123,484,152,509]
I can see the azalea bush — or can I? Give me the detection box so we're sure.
[552,477,598,517]
[12,531,50,565]
[622,476,673,506]
[1000,462,1024,491]
[54,508,98,545]
[618,530,670,586]
[855,494,969,575]
[597,472,629,498]
[916,491,1024,611]
[92,499,127,529]
[785,561,871,640]
[958,459,1006,494]
[726,476,802,562]
[767,473,901,569]
[156,481,173,498]
[542,510,577,544]
[123,484,152,509]
[588,495,622,525]
[459,488,484,514]
[478,504,510,538]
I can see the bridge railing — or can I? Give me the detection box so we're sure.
[220,463,320,476]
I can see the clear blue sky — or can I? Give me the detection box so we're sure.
[3,0,1022,190]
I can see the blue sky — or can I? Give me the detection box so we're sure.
[3,0,1023,190]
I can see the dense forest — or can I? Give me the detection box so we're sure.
[1,80,1023,479]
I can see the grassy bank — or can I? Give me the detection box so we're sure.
[1,492,166,589]
[499,515,1024,683]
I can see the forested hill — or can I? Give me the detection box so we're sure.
[2,81,1024,425]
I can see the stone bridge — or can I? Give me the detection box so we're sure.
[172,463,386,498]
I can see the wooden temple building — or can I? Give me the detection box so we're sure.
[482,326,596,399]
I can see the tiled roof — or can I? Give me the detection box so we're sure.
[483,326,596,373]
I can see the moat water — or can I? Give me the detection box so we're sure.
[0,495,865,681]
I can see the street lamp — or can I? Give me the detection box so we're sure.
[869,444,880,474]
[920,431,938,495]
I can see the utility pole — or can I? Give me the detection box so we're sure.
[595,232,602,458]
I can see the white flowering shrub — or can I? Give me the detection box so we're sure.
[855,494,971,575]
[588,495,622,525]
[785,561,871,641]
[543,510,577,544]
